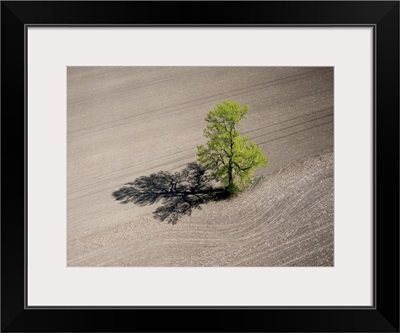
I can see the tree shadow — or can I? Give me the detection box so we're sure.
[112,162,228,224]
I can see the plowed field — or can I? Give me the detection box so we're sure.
[67,67,334,266]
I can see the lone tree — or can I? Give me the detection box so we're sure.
[197,101,269,194]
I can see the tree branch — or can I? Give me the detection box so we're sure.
[233,161,254,172]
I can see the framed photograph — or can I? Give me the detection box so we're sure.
[2,1,399,332]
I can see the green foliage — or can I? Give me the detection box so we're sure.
[197,101,269,194]
[227,182,240,195]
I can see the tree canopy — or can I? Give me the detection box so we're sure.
[197,101,269,194]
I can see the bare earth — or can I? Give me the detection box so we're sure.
[67,67,334,266]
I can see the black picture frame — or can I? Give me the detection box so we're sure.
[1,1,399,332]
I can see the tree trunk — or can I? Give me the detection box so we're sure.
[228,125,234,191]
[228,161,233,190]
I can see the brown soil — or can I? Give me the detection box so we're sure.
[67,67,334,266]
